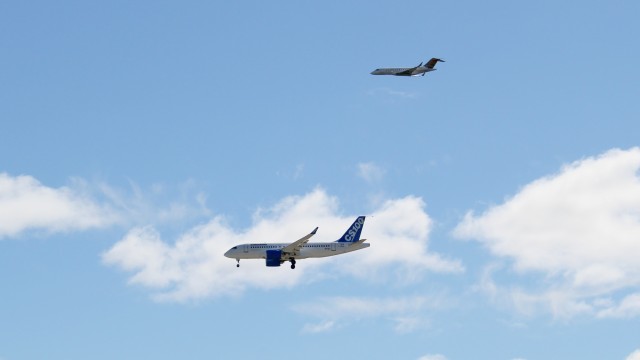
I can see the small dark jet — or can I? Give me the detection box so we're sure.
[371,57,445,77]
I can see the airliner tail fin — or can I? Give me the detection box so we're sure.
[336,216,366,243]
[425,58,445,69]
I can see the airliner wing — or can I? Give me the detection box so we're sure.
[281,227,318,255]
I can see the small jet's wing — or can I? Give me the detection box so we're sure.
[281,227,318,255]
[394,66,419,76]
[371,67,412,75]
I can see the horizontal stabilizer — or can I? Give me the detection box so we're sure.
[350,238,367,245]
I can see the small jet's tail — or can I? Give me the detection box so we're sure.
[336,216,366,243]
[425,58,445,69]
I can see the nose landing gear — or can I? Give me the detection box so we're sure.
[236,259,240,268]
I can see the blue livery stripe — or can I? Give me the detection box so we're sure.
[336,216,366,243]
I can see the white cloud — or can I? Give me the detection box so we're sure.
[0,173,211,239]
[357,162,386,184]
[96,178,211,226]
[393,316,426,334]
[626,349,640,360]
[301,320,336,334]
[103,188,462,302]
[476,264,593,319]
[0,173,117,238]
[417,354,447,360]
[597,293,640,318]
[455,148,640,318]
[293,295,444,334]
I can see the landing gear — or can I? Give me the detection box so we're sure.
[236,259,240,268]
[289,258,296,270]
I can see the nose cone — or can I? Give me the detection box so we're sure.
[224,248,234,258]
[370,69,381,75]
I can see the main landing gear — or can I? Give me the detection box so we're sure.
[289,258,296,270]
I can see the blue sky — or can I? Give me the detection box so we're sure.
[2,1,640,359]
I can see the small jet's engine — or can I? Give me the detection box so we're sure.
[265,250,283,267]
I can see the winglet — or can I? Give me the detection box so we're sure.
[311,227,318,235]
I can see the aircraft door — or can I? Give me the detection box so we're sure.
[243,244,249,253]
[331,243,336,251]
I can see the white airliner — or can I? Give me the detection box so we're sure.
[371,57,445,76]
[224,216,368,269]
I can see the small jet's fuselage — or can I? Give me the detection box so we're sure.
[371,58,445,77]
[370,67,436,76]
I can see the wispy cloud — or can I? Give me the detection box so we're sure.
[474,264,594,319]
[455,148,640,319]
[357,162,386,184]
[97,178,211,226]
[0,173,210,239]
[275,163,305,181]
[367,87,419,100]
[596,293,640,318]
[293,163,304,180]
[301,320,336,334]
[103,188,463,302]
[293,295,446,333]
[0,173,117,238]
[417,354,448,360]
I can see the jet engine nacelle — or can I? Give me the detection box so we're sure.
[265,249,283,267]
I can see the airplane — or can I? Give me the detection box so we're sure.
[224,216,369,269]
[371,57,445,76]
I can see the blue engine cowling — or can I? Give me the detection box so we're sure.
[265,249,282,267]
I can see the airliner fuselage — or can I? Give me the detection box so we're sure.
[225,241,369,260]
[224,216,369,269]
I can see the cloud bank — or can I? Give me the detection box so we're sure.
[103,188,463,302]
[627,349,640,360]
[455,148,640,318]
[0,173,117,238]
[0,173,210,239]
